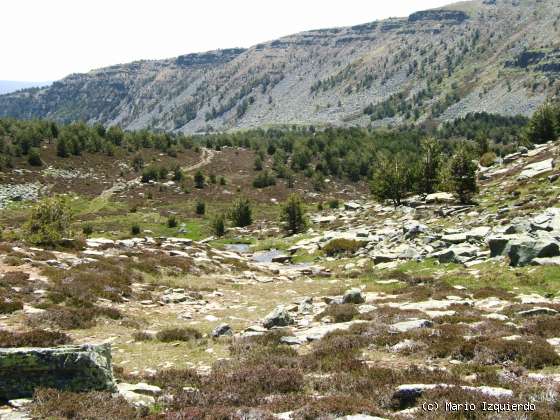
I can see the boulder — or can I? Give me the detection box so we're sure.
[465,226,491,240]
[518,307,559,317]
[0,344,115,400]
[518,158,554,180]
[488,233,560,266]
[390,319,433,333]
[442,233,467,244]
[262,306,295,329]
[117,382,161,407]
[531,256,560,266]
[344,202,362,211]
[531,208,560,232]
[425,192,454,204]
[212,323,233,337]
[507,233,560,266]
[343,288,365,304]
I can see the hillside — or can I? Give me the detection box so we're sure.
[0,0,559,133]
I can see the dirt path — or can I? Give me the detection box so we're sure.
[99,148,216,199]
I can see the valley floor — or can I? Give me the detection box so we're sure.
[1,140,560,419]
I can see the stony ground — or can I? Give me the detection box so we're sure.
[1,141,560,419]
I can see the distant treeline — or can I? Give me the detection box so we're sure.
[1,106,559,187]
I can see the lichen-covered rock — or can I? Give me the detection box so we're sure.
[0,344,115,400]
[262,305,295,329]
[343,288,365,304]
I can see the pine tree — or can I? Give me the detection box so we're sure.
[229,197,252,227]
[56,137,69,158]
[450,145,478,204]
[371,153,412,206]
[418,137,442,195]
[281,194,307,235]
[526,103,558,144]
[194,171,205,189]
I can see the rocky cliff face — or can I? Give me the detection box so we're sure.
[0,0,559,133]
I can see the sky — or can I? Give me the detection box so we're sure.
[2,0,459,82]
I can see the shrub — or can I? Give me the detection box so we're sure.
[146,368,202,391]
[281,194,307,235]
[47,259,136,304]
[194,170,205,189]
[479,151,497,167]
[323,239,366,256]
[156,327,202,342]
[195,200,206,215]
[315,304,358,323]
[523,316,560,338]
[132,331,154,342]
[141,166,159,183]
[229,197,252,227]
[0,300,23,314]
[167,215,178,228]
[132,154,144,172]
[0,329,72,347]
[253,170,276,188]
[28,148,43,166]
[296,395,384,419]
[33,306,122,330]
[212,214,226,237]
[474,338,560,369]
[328,199,340,209]
[131,224,141,235]
[24,196,71,246]
[31,389,138,420]
[219,176,227,186]
[82,224,94,236]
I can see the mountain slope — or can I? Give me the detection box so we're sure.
[0,0,559,133]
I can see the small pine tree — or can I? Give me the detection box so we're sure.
[254,155,263,171]
[212,214,226,237]
[281,194,307,235]
[229,197,252,227]
[418,137,442,195]
[195,201,206,215]
[450,145,478,204]
[131,224,141,235]
[167,215,178,228]
[57,137,69,158]
[194,171,205,189]
[173,167,183,181]
[27,148,43,167]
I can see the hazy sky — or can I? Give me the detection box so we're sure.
[2,0,459,81]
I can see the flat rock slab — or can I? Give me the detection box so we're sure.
[390,319,433,333]
[0,344,115,400]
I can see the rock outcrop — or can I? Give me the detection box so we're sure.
[0,344,115,400]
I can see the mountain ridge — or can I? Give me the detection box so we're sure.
[0,0,559,133]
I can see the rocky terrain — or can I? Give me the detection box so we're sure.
[0,0,559,133]
[1,136,560,418]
